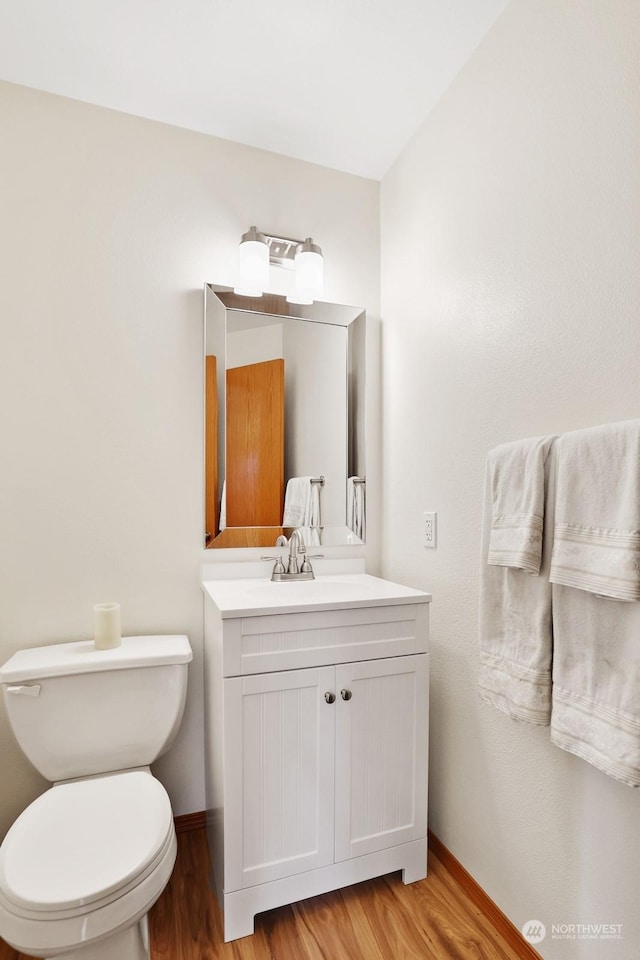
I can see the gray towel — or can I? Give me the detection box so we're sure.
[487,435,556,575]
[550,420,640,601]
[551,583,640,786]
[479,439,556,725]
[549,419,640,785]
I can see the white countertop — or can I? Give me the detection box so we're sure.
[201,573,431,619]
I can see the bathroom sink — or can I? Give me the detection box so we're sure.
[248,579,373,602]
[201,573,431,619]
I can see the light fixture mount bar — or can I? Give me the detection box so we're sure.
[263,234,304,269]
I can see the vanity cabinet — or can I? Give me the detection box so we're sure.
[202,575,430,942]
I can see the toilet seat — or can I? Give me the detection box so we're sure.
[0,771,177,957]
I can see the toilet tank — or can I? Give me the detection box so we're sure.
[0,635,192,783]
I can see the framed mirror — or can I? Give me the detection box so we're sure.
[204,284,366,549]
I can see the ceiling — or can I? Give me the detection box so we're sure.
[0,0,509,180]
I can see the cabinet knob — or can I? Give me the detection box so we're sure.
[340,689,352,701]
[324,691,336,704]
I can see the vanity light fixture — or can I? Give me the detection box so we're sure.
[234,227,324,303]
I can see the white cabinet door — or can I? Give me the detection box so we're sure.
[334,654,429,862]
[224,665,336,891]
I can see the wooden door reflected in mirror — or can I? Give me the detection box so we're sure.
[226,358,284,526]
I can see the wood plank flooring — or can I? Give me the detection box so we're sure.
[0,829,527,960]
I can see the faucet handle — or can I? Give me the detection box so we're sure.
[300,553,323,575]
[261,555,286,574]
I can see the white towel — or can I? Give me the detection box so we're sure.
[548,419,640,785]
[347,477,366,541]
[283,477,320,528]
[294,526,321,548]
[479,439,556,725]
[551,582,640,786]
[487,435,556,575]
[550,420,640,601]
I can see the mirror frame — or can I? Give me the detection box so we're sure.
[204,284,366,549]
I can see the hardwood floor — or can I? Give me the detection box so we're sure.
[0,829,530,960]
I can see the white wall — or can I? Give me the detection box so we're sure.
[380,1,640,957]
[0,80,380,838]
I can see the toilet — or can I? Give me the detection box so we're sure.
[0,634,192,960]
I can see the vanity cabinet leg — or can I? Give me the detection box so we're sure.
[223,895,256,943]
[401,837,428,885]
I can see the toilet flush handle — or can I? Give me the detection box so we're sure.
[6,684,41,697]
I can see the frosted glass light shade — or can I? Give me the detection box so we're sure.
[234,226,269,297]
[286,238,323,305]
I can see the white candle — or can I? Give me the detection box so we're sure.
[94,602,121,649]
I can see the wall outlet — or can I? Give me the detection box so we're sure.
[423,512,437,548]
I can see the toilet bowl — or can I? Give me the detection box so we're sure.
[0,635,192,960]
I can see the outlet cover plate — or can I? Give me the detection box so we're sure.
[423,512,437,548]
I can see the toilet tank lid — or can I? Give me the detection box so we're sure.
[0,635,192,684]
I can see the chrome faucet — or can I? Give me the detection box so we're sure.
[262,528,321,582]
